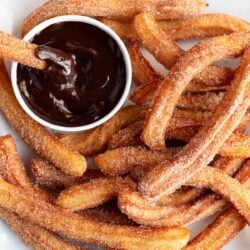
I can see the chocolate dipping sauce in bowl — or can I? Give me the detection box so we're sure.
[11,15,132,133]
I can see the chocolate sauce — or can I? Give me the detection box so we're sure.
[17,21,127,127]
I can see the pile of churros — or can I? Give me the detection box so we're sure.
[0,0,249,249]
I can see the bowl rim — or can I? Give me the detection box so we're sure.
[11,15,132,133]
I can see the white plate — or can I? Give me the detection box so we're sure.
[0,0,249,249]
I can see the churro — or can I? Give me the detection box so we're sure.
[0,177,190,249]
[118,158,247,227]
[0,31,45,69]
[110,123,250,152]
[108,121,200,149]
[155,187,205,207]
[0,136,77,250]
[132,157,244,207]
[127,41,162,85]
[59,105,147,155]
[132,88,225,111]
[161,13,250,41]
[95,146,176,176]
[141,98,250,199]
[131,65,232,105]
[175,91,225,111]
[0,135,50,201]
[0,0,249,249]
[22,0,208,36]
[212,156,246,176]
[31,159,103,189]
[141,29,250,150]
[118,191,226,227]
[96,129,250,176]
[56,177,136,211]
[131,79,230,106]
[184,207,247,250]
[115,108,249,152]
[185,160,250,249]
[108,121,144,149]
[1,137,134,248]
[103,13,250,41]
[0,208,78,250]
[134,11,237,87]
[134,12,184,69]
[59,107,210,155]
[101,19,136,40]
[187,167,250,223]
[127,39,233,90]
[219,132,250,158]
[143,157,245,204]
[155,109,211,129]
[79,203,136,226]
[140,37,250,199]
[189,65,234,87]
[0,61,86,176]
[238,111,250,132]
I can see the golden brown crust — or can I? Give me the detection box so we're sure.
[103,14,250,41]
[139,37,250,199]
[132,87,225,111]
[0,135,51,201]
[184,160,250,250]
[0,208,78,250]
[31,158,103,188]
[107,13,236,106]
[191,65,235,86]
[0,177,190,249]
[21,0,208,36]
[118,158,246,227]
[79,205,136,226]
[160,13,250,40]
[127,41,162,85]
[178,92,224,111]
[108,121,144,149]
[155,187,205,207]
[141,98,250,199]
[131,79,230,106]
[0,135,78,250]
[184,207,246,250]
[133,12,236,90]
[219,133,250,158]
[187,167,250,223]
[108,121,200,150]
[235,111,250,132]
[0,31,45,69]
[59,105,147,155]
[101,18,136,40]
[0,61,86,177]
[56,177,136,211]
[0,2,249,248]
[134,12,184,69]
[131,65,233,105]
[96,128,249,177]
[95,146,176,176]
[118,191,226,227]
[141,30,250,150]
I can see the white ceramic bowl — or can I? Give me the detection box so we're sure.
[11,15,132,133]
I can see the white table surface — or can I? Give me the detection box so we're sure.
[0,0,249,249]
